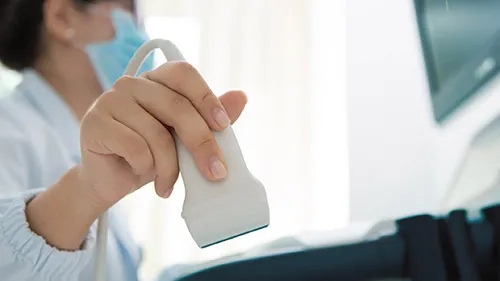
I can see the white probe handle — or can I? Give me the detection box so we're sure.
[177,124,269,248]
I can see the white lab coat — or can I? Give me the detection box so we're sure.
[0,70,141,281]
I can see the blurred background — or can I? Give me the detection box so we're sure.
[4,0,500,280]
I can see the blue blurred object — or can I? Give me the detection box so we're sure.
[85,8,154,91]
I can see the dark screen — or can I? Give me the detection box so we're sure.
[421,0,500,94]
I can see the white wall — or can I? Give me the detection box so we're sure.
[347,0,500,221]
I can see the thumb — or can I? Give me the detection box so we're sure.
[219,90,248,124]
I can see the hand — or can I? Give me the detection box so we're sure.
[80,61,247,209]
[25,62,247,251]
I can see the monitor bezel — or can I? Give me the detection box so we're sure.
[414,1,500,124]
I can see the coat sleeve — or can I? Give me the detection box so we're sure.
[0,127,96,281]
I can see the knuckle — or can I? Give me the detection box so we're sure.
[80,110,105,134]
[201,92,213,102]
[139,70,153,79]
[98,89,120,106]
[199,92,216,106]
[171,94,190,110]
[113,75,138,90]
[127,139,153,174]
[168,61,198,89]
[174,61,197,76]
[196,133,216,150]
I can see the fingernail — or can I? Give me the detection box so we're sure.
[209,156,227,179]
[214,108,230,128]
[163,187,173,198]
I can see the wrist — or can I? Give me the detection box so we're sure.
[63,165,111,220]
[25,165,109,250]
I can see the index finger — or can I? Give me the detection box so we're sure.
[143,61,231,132]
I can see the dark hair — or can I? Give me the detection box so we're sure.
[0,0,97,71]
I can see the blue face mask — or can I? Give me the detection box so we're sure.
[85,9,154,91]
